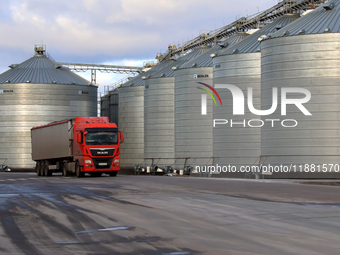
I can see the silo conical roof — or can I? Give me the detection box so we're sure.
[0,47,90,85]
[120,58,174,87]
[180,32,249,69]
[217,14,301,55]
[267,0,340,38]
[150,46,211,78]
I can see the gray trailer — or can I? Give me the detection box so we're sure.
[31,119,74,176]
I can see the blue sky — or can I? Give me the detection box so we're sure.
[0,0,275,92]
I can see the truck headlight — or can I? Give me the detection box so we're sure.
[114,159,120,163]
[85,160,92,164]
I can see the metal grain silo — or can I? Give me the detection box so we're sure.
[0,46,97,169]
[118,60,173,170]
[174,33,249,175]
[100,94,110,118]
[212,15,300,177]
[144,47,210,170]
[101,90,119,125]
[109,90,119,126]
[261,1,340,178]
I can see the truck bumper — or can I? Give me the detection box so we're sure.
[83,156,120,172]
[83,165,120,172]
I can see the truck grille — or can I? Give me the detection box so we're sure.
[92,158,113,169]
[90,148,115,157]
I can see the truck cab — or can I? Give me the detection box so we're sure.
[73,117,123,176]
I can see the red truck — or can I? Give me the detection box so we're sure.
[31,117,123,177]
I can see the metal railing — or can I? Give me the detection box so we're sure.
[158,0,326,61]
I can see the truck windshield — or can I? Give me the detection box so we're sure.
[85,131,118,145]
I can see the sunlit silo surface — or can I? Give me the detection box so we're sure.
[261,1,340,178]
[118,60,173,169]
[174,33,249,174]
[143,47,211,170]
[0,46,97,169]
[212,14,300,177]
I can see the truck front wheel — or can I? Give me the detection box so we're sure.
[109,171,118,177]
[75,162,84,178]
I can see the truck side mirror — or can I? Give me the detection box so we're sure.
[77,132,83,144]
[120,132,124,143]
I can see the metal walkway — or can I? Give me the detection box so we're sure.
[158,0,326,61]
[55,62,143,85]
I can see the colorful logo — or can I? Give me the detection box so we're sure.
[196,82,222,115]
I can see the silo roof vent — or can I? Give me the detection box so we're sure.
[283,30,290,36]
[219,42,229,48]
[9,64,19,69]
[275,25,282,30]
[34,45,46,56]
[323,2,335,10]
[232,49,239,54]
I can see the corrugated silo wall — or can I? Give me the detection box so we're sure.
[109,90,119,126]
[0,83,97,169]
[144,77,175,169]
[261,33,340,178]
[100,95,110,118]
[174,67,213,174]
[213,53,261,177]
[118,86,144,169]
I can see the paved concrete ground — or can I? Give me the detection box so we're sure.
[0,172,340,255]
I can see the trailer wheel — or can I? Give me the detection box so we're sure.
[46,162,52,176]
[109,171,118,177]
[62,162,69,177]
[44,161,49,176]
[36,162,41,176]
[75,162,84,178]
[40,162,45,176]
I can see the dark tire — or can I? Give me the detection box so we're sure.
[90,172,102,177]
[44,162,48,176]
[36,162,41,176]
[40,162,45,176]
[63,162,69,177]
[75,162,84,178]
[109,171,118,177]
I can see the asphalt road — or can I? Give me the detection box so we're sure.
[0,172,340,255]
